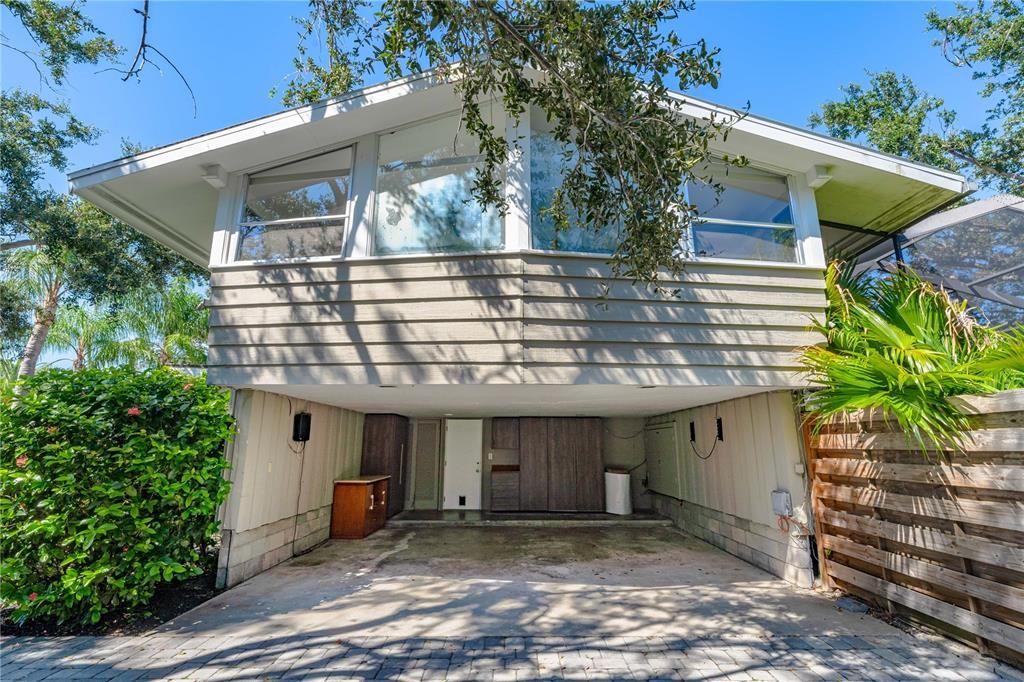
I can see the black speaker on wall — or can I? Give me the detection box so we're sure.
[292,412,312,442]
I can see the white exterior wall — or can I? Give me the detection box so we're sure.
[217,389,364,587]
[646,391,815,587]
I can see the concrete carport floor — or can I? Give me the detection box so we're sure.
[4,526,1016,681]
[168,525,882,640]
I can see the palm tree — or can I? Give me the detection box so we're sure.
[45,304,121,370]
[2,249,66,379]
[112,278,209,368]
[801,262,1024,451]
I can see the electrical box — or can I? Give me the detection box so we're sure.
[771,489,792,517]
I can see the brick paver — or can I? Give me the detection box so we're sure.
[2,633,1019,681]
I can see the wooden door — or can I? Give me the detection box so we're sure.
[547,418,578,511]
[361,414,409,518]
[574,418,605,511]
[411,419,442,509]
[519,417,549,510]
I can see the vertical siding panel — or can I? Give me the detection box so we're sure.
[223,392,365,533]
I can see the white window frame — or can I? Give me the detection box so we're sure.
[684,163,801,264]
[229,143,357,266]
[369,107,509,258]
[208,106,824,270]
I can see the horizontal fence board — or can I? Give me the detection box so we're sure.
[952,390,1024,416]
[828,563,1024,654]
[814,428,1024,453]
[815,458,1024,492]
[822,534,1024,612]
[818,508,1024,567]
[807,394,1024,665]
[814,482,1024,533]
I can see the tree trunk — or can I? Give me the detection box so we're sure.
[73,341,85,371]
[17,278,61,381]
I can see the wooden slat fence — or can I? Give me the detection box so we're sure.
[804,389,1024,665]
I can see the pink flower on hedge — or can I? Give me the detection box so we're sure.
[183,383,194,390]
[15,455,28,468]
[126,406,142,417]
[28,592,38,601]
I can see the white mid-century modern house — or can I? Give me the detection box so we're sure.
[70,72,970,590]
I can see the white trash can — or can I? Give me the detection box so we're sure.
[604,468,633,515]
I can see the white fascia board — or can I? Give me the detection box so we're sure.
[665,92,970,194]
[68,70,451,191]
[70,67,969,198]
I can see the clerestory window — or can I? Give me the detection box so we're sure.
[687,160,797,263]
[372,113,504,255]
[237,147,353,261]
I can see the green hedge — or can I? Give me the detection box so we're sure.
[1,367,234,624]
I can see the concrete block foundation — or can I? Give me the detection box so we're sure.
[651,493,814,588]
[217,503,333,588]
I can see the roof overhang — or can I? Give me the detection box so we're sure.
[70,71,971,266]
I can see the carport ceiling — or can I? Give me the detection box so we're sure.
[242,384,777,417]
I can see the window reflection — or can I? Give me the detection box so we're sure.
[372,114,503,255]
[530,132,622,254]
[693,223,797,262]
[237,147,352,261]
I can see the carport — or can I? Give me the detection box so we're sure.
[8,525,1011,680]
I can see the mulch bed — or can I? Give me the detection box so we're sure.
[1,555,222,637]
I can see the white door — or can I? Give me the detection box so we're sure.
[442,419,483,510]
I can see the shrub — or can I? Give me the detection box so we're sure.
[0,367,234,624]
[802,262,1024,451]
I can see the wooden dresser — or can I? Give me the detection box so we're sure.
[330,475,390,539]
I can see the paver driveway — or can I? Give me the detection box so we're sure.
[3,525,1019,680]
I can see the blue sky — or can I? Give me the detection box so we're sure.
[2,0,987,192]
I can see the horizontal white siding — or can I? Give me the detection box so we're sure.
[206,253,825,387]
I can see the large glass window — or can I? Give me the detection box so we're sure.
[237,147,353,261]
[529,125,797,262]
[530,132,622,253]
[372,113,503,255]
[689,161,797,262]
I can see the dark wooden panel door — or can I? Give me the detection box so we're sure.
[547,418,578,511]
[361,414,409,518]
[519,417,549,510]
[575,418,605,511]
[491,417,520,449]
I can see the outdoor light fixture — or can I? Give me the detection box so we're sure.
[292,412,312,442]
